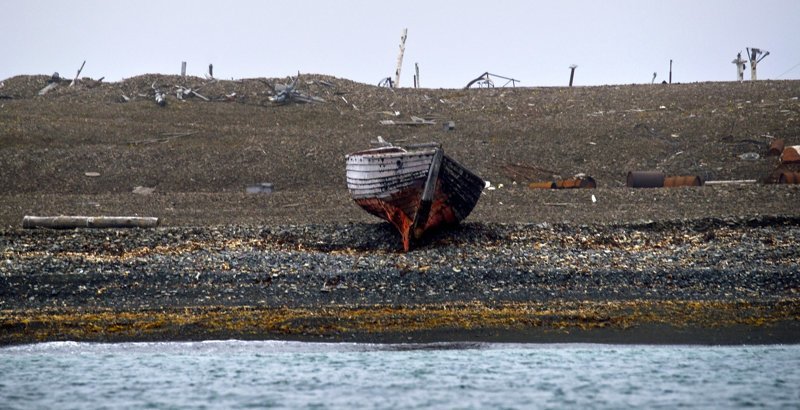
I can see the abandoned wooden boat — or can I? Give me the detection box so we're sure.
[346,142,485,251]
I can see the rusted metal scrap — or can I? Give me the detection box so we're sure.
[529,175,596,189]
[627,171,704,188]
[664,175,703,187]
[768,139,785,156]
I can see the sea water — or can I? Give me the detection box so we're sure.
[1,341,798,409]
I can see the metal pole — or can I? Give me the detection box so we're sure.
[181,61,186,77]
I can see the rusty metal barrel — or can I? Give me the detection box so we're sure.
[626,171,665,188]
[663,175,703,187]
[768,139,785,156]
[528,181,556,189]
[555,176,597,189]
[778,172,800,184]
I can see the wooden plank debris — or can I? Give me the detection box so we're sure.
[380,116,435,126]
[22,216,159,229]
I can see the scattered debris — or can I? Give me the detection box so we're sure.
[739,152,760,161]
[84,172,100,177]
[246,183,274,194]
[442,121,455,131]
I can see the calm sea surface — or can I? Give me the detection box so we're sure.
[1,341,798,409]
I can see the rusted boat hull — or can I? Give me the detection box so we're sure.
[346,145,484,251]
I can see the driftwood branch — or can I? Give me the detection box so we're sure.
[22,216,160,229]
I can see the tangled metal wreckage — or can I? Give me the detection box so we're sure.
[264,73,326,105]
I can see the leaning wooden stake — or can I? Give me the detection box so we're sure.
[22,216,159,229]
[70,60,86,87]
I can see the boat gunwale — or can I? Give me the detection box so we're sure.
[346,147,437,160]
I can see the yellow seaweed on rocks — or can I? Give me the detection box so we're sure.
[1,300,798,345]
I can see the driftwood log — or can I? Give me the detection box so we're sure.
[22,216,159,229]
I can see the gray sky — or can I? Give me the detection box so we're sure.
[3,0,800,88]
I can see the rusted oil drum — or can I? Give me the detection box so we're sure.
[529,181,556,189]
[555,176,597,189]
[626,171,665,188]
[663,175,703,187]
[781,146,800,164]
[778,172,800,184]
[768,139,785,156]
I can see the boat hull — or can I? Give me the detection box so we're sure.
[346,146,484,251]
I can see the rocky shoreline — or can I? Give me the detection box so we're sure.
[2,215,798,345]
[2,75,799,345]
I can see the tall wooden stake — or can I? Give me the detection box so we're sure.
[394,28,407,88]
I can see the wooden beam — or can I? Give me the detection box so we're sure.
[22,216,159,229]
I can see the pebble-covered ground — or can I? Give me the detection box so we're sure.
[2,216,798,344]
[1,74,799,344]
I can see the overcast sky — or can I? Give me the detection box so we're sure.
[3,0,800,88]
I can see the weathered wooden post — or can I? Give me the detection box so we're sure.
[568,64,577,87]
[732,52,746,82]
[669,59,673,84]
[394,29,407,88]
[181,61,187,77]
[747,47,769,81]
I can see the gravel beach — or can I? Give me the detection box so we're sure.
[1,74,798,344]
